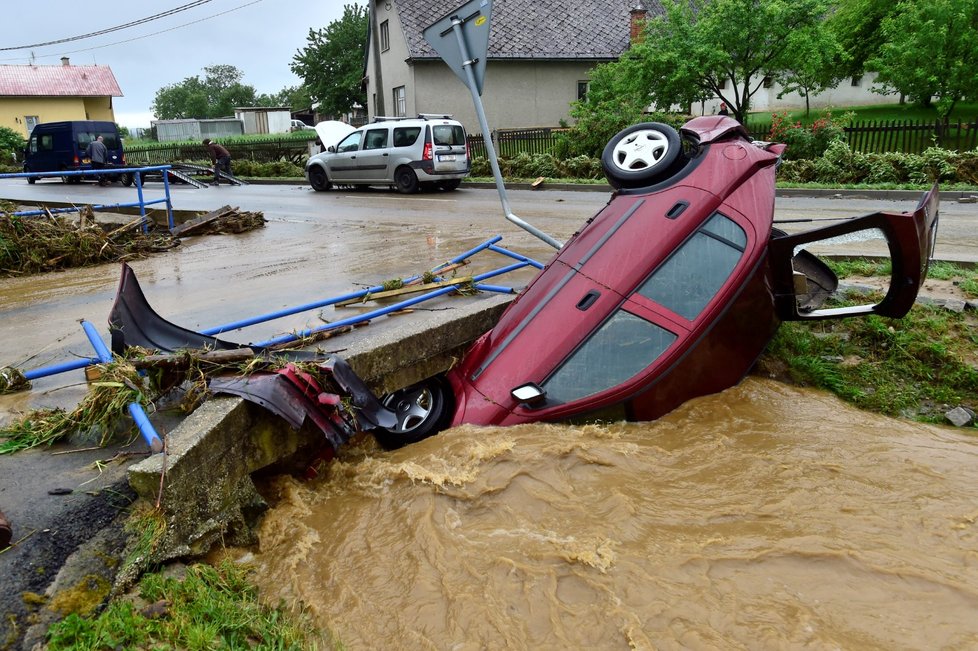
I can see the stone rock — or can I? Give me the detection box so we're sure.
[945,406,976,428]
[942,299,966,313]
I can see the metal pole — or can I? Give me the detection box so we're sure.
[80,320,163,453]
[448,17,563,250]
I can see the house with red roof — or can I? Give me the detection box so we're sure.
[0,57,122,137]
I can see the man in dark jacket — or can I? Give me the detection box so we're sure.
[84,135,109,186]
[202,138,233,185]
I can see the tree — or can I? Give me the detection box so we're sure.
[776,27,847,116]
[254,86,313,111]
[867,0,978,121]
[826,0,899,77]
[625,0,834,123]
[152,65,258,119]
[291,4,368,117]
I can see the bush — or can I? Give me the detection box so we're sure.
[230,159,304,178]
[769,111,849,160]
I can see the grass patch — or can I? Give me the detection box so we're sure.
[823,259,978,300]
[750,102,978,126]
[765,295,978,424]
[45,559,335,650]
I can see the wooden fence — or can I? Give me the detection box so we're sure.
[745,118,978,155]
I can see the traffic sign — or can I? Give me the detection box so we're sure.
[423,0,492,95]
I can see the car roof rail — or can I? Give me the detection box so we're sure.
[371,116,415,123]
[417,113,453,120]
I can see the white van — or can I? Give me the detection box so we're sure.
[305,115,470,193]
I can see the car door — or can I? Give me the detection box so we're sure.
[355,127,391,181]
[325,131,363,182]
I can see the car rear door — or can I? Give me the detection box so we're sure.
[355,127,392,181]
[430,123,468,173]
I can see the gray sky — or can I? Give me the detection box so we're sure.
[3,0,361,128]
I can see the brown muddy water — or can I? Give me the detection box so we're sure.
[239,379,978,650]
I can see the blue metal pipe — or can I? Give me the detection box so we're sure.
[204,235,507,335]
[80,320,163,453]
[23,357,97,381]
[473,283,517,294]
[255,261,531,348]
[488,244,545,270]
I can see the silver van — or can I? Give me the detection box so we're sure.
[305,115,470,193]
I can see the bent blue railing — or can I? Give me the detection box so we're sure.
[0,165,176,229]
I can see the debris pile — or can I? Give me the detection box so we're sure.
[0,205,178,276]
[170,205,266,237]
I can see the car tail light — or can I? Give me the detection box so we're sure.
[121,152,126,164]
[73,155,80,166]
[423,142,432,161]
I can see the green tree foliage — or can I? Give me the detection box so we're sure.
[826,0,898,77]
[776,26,847,116]
[867,0,978,121]
[152,65,258,119]
[290,3,368,117]
[0,125,25,153]
[254,85,313,111]
[624,0,833,123]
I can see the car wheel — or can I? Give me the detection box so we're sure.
[394,166,419,194]
[308,166,331,192]
[438,179,461,191]
[601,122,683,189]
[26,170,35,184]
[373,376,453,449]
[120,173,134,187]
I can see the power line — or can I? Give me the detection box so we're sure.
[0,0,266,63]
[0,0,215,52]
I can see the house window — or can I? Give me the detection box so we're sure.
[380,20,390,52]
[762,75,773,89]
[851,75,863,87]
[24,115,39,134]
[577,81,590,101]
[393,86,406,117]
[717,79,727,90]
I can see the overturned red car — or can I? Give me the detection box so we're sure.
[375,116,939,443]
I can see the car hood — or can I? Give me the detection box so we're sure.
[314,121,356,150]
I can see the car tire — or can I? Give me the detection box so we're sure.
[26,173,35,185]
[120,173,134,187]
[394,166,419,194]
[438,179,461,191]
[308,166,332,192]
[373,376,454,449]
[601,122,684,189]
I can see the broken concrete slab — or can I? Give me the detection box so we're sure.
[127,292,516,562]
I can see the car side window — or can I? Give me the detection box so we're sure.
[542,310,676,404]
[634,212,746,320]
[38,135,53,152]
[363,129,389,150]
[392,127,421,148]
[336,132,362,153]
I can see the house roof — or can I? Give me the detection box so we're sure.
[0,64,122,97]
[397,0,663,61]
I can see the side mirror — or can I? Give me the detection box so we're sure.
[511,382,547,408]
[327,145,336,153]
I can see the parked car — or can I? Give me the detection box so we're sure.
[290,119,315,132]
[23,120,132,185]
[305,114,470,193]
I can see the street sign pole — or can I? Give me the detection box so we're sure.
[426,3,562,250]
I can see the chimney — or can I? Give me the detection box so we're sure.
[61,57,70,66]
[630,6,648,44]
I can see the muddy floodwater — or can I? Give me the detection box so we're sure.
[241,379,978,650]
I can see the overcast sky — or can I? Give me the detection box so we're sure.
[3,0,362,128]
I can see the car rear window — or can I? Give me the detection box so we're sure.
[393,127,421,147]
[542,310,676,403]
[634,212,746,320]
[432,125,465,146]
[77,131,120,150]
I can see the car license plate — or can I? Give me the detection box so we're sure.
[438,154,456,162]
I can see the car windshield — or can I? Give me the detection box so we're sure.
[432,125,465,146]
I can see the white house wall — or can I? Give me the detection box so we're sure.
[695,72,897,116]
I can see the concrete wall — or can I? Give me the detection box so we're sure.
[0,97,115,138]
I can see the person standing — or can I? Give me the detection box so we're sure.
[84,135,109,186]
[202,138,233,185]
[717,102,729,116]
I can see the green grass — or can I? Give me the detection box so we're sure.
[749,102,978,126]
[765,289,978,423]
[45,560,337,650]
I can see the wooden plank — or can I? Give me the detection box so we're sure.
[170,205,236,237]
[334,276,475,307]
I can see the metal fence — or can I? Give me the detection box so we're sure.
[124,136,316,165]
[123,119,978,164]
